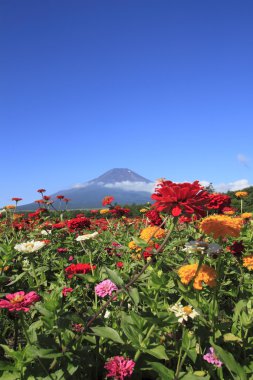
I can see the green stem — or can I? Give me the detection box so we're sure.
[30,259,39,287]
[134,324,156,362]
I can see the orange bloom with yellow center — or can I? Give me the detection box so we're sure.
[140,226,166,242]
[241,212,252,219]
[242,255,253,270]
[178,263,217,290]
[235,191,248,198]
[199,215,243,239]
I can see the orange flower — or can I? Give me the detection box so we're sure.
[199,215,243,239]
[100,209,110,215]
[128,241,142,252]
[235,191,248,198]
[242,255,253,270]
[178,263,217,290]
[4,205,15,210]
[140,226,166,242]
[241,212,252,219]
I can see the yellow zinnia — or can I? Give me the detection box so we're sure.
[241,212,252,219]
[140,226,166,242]
[100,209,110,215]
[235,191,248,198]
[128,241,142,252]
[242,255,253,270]
[178,263,217,290]
[199,215,243,239]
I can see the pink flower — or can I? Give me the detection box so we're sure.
[95,279,118,298]
[203,347,223,367]
[0,291,40,312]
[62,287,73,296]
[104,356,135,380]
[68,256,74,261]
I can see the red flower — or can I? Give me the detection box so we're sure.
[151,180,209,217]
[67,217,91,231]
[102,196,114,206]
[63,198,71,203]
[65,263,96,278]
[56,195,64,200]
[37,189,46,193]
[52,222,66,229]
[116,261,124,269]
[227,241,245,257]
[43,196,51,201]
[110,206,130,217]
[12,197,23,202]
[57,247,68,253]
[146,210,163,226]
[35,199,45,204]
[207,193,231,212]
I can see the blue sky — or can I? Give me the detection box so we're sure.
[0,0,252,206]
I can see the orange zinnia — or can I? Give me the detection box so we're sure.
[242,255,253,270]
[178,263,217,290]
[199,215,243,239]
[140,226,166,242]
[235,191,248,198]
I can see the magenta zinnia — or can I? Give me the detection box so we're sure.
[95,279,118,298]
[0,291,40,312]
[104,356,135,380]
[151,180,209,217]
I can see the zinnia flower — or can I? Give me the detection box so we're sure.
[14,240,46,253]
[56,195,64,200]
[235,191,248,198]
[241,212,252,219]
[146,210,163,226]
[178,263,217,290]
[102,196,114,206]
[128,241,142,252]
[203,347,223,367]
[65,263,96,278]
[95,279,118,298]
[62,287,73,296]
[76,232,99,241]
[140,226,166,242]
[100,209,110,215]
[199,215,243,239]
[242,255,253,270]
[207,193,231,212]
[227,241,245,257]
[0,291,40,312]
[104,356,135,380]
[67,217,91,231]
[12,197,23,202]
[151,180,209,217]
[169,303,199,323]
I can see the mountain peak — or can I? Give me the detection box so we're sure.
[91,168,152,184]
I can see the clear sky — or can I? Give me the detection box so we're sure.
[0,0,252,206]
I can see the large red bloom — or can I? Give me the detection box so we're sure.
[65,263,96,278]
[151,180,209,217]
[102,196,114,206]
[67,217,91,231]
[207,193,231,212]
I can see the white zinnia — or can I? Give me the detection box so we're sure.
[76,232,99,241]
[169,303,199,323]
[14,240,46,253]
[41,230,52,236]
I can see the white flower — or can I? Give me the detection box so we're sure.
[183,241,208,254]
[41,230,52,236]
[76,232,99,241]
[14,240,46,253]
[169,303,199,323]
[104,310,111,319]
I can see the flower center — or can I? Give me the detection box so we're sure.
[10,295,25,304]
[183,306,192,315]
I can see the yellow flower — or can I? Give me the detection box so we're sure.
[139,208,148,213]
[128,241,142,252]
[235,191,248,198]
[242,255,253,270]
[199,215,243,239]
[178,263,217,290]
[100,209,110,215]
[241,212,252,219]
[140,226,166,242]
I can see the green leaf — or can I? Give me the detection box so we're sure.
[223,333,242,343]
[6,272,26,286]
[128,287,140,305]
[132,237,148,248]
[144,345,170,360]
[91,326,124,344]
[105,267,124,286]
[148,362,174,380]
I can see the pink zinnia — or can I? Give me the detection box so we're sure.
[0,291,40,312]
[104,356,135,380]
[203,347,223,367]
[95,279,118,298]
[62,287,73,296]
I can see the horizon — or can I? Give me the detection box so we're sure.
[1,0,252,206]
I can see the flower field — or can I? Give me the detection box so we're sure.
[0,182,253,380]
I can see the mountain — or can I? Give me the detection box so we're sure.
[19,168,154,210]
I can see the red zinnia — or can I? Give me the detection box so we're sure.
[207,193,231,212]
[67,217,91,231]
[37,189,46,193]
[102,196,114,206]
[0,291,40,312]
[65,263,96,278]
[151,180,209,217]
[12,197,23,202]
[146,210,163,226]
[56,195,64,200]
